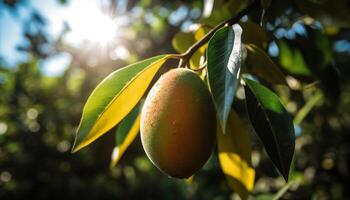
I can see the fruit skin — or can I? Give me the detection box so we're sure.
[140,68,217,178]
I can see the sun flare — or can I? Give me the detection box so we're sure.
[64,1,117,46]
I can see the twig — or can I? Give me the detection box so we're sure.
[192,62,207,71]
[177,0,259,68]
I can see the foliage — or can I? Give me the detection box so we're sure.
[1,0,350,199]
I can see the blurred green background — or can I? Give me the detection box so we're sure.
[1,0,350,199]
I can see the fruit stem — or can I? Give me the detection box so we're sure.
[177,0,259,68]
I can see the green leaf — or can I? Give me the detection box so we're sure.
[207,24,243,133]
[244,78,295,181]
[278,41,311,76]
[111,104,141,167]
[245,44,286,85]
[217,110,255,200]
[72,55,168,152]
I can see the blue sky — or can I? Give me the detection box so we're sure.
[0,5,28,66]
[0,0,71,75]
[0,0,118,76]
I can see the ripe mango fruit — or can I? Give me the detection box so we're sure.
[140,68,217,178]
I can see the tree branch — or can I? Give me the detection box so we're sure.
[178,0,259,68]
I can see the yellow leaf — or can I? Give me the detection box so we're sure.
[217,110,255,200]
[189,51,203,69]
[190,25,211,69]
[110,113,141,167]
[172,32,195,53]
[194,25,211,54]
[73,56,168,152]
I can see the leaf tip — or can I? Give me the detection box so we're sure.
[282,172,290,182]
[109,159,116,170]
[71,135,86,153]
[281,160,293,182]
[71,142,83,153]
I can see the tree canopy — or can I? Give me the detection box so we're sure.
[1,0,350,199]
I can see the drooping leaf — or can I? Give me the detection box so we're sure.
[72,55,168,152]
[278,41,311,76]
[207,24,243,133]
[245,44,286,85]
[111,104,141,167]
[240,21,268,49]
[244,78,295,181]
[217,110,255,200]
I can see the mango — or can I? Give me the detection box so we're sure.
[140,68,216,178]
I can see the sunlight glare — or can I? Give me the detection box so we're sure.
[65,0,117,46]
